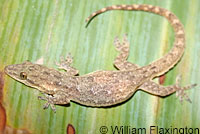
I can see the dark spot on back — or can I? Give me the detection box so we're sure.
[63,85,69,89]
[54,75,61,79]
[53,81,61,86]
[162,60,167,63]
[87,76,94,82]
[40,77,47,81]
[43,71,50,75]
[150,66,157,70]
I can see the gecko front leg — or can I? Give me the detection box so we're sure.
[38,91,70,112]
[56,53,79,76]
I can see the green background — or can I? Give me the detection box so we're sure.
[0,0,199,134]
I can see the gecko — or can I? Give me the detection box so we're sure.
[4,4,196,112]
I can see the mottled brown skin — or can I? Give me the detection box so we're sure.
[4,4,196,112]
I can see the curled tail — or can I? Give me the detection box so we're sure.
[86,4,185,79]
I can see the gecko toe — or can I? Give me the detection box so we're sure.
[38,96,46,100]
[43,102,50,109]
[43,102,56,112]
[50,104,56,113]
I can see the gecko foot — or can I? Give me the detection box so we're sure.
[114,34,129,52]
[56,54,79,76]
[56,53,73,69]
[175,75,197,103]
[38,95,56,113]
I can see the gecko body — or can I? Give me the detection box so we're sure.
[5,4,196,112]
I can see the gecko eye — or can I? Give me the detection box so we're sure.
[20,72,27,80]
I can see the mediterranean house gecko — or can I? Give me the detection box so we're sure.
[4,4,196,112]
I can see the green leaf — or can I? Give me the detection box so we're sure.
[1,0,200,134]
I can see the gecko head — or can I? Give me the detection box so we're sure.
[4,61,44,89]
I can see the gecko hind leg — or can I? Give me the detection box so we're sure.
[113,35,196,102]
[56,53,79,76]
[114,35,139,71]
[138,76,197,103]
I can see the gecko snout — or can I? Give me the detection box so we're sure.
[4,65,12,74]
[4,64,21,77]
